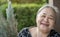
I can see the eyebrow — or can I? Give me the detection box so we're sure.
[43,13,55,18]
[43,13,46,15]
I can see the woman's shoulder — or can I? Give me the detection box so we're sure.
[49,29,60,37]
[19,27,29,34]
[53,30,60,37]
[18,27,31,37]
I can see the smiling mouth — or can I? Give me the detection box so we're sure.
[40,22,49,26]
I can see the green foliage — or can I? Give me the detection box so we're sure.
[0,0,7,6]
[13,4,43,32]
[0,4,7,19]
[11,0,47,4]
[1,3,44,32]
[16,7,39,32]
[0,4,18,37]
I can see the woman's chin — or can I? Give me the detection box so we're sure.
[39,25,50,32]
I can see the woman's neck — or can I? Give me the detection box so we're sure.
[37,28,50,37]
[29,27,50,37]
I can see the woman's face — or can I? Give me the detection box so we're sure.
[36,7,56,32]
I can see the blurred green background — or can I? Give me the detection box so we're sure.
[0,0,48,32]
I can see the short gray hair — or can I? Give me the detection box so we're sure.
[37,4,59,15]
[36,4,59,24]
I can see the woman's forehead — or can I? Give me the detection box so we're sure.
[38,6,56,14]
[37,8,56,17]
[41,8,55,13]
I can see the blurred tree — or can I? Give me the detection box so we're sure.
[0,0,47,4]
[10,0,46,4]
[0,0,7,5]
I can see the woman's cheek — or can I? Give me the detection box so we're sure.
[38,18,43,23]
[49,20,55,28]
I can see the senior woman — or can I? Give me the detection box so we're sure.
[18,4,60,37]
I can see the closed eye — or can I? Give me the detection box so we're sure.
[49,17,54,20]
[41,15,45,17]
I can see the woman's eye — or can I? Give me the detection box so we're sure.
[49,17,54,20]
[49,18,53,19]
[41,15,45,17]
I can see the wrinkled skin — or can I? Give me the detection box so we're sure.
[36,7,56,33]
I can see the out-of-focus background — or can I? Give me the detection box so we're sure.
[0,0,47,37]
[0,0,47,31]
[0,0,60,37]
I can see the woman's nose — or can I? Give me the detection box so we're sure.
[43,17,48,23]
